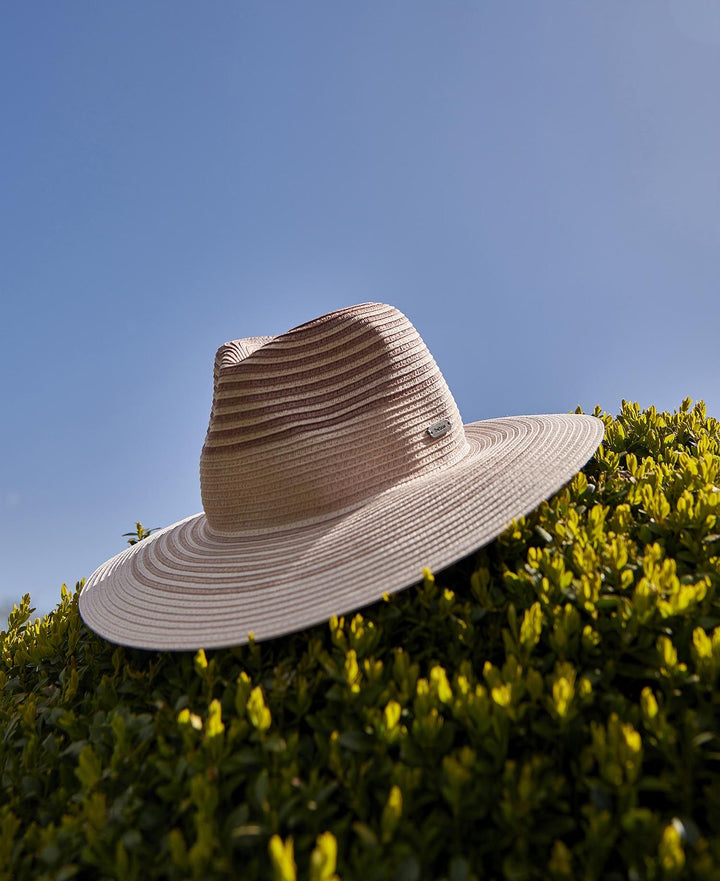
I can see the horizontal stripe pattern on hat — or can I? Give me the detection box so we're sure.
[200,303,467,532]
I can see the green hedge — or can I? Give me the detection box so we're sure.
[2,400,719,881]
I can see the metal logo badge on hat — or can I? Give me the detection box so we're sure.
[79,303,604,650]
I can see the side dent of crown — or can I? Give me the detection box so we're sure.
[213,336,275,381]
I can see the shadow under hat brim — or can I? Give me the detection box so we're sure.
[79,414,604,651]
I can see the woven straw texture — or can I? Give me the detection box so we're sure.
[79,304,604,650]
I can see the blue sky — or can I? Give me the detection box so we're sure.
[2,2,719,617]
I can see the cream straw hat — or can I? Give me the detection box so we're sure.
[79,303,604,650]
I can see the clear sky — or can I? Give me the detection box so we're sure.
[2,2,719,617]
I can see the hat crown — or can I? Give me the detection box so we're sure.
[200,302,468,532]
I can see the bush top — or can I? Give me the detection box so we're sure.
[1,399,719,881]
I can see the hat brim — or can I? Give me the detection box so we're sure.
[79,414,604,650]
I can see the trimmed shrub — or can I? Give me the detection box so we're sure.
[1,400,719,881]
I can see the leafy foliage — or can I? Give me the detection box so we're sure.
[1,400,719,881]
[122,522,156,546]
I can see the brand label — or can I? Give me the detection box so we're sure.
[427,418,451,439]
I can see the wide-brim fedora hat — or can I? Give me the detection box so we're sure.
[79,303,604,650]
